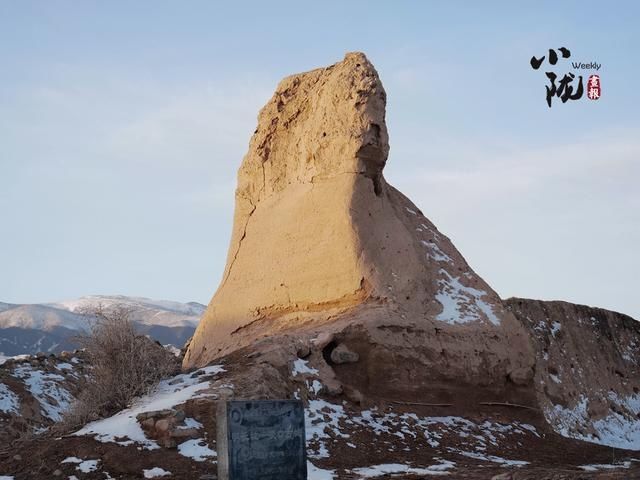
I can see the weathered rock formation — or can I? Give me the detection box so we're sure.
[508,298,640,449]
[2,53,639,479]
[184,52,535,405]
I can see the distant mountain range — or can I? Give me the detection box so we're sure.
[0,295,205,355]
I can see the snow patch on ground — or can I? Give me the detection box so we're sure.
[308,379,323,395]
[421,224,441,241]
[11,364,72,420]
[307,461,335,480]
[292,359,319,376]
[177,438,216,462]
[0,383,19,414]
[451,449,528,466]
[181,417,203,430]
[546,395,589,439]
[579,462,631,472]
[0,354,29,366]
[609,391,640,413]
[623,339,637,363]
[590,412,640,449]
[76,460,100,473]
[75,365,224,448]
[421,240,453,264]
[546,393,640,449]
[306,400,350,458]
[55,362,74,372]
[61,458,100,473]
[143,467,172,478]
[435,270,500,325]
[352,459,455,477]
[305,399,538,460]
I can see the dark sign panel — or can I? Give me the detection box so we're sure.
[217,400,307,480]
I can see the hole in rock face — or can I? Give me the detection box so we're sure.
[322,341,338,366]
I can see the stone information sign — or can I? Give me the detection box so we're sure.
[217,399,307,480]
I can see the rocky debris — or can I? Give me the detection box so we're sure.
[0,350,89,442]
[137,408,201,448]
[330,343,359,364]
[184,52,535,413]
[507,298,640,449]
[2,349,639,479]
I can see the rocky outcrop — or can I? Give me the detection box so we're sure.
[184,52,535,406]
[507,298,640,449]
[0,351,89,442]
[137,408,201,448]
[180,50,640,457]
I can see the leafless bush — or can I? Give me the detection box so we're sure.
[60,305,179,430]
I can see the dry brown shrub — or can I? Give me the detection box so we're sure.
[59,305,179,431]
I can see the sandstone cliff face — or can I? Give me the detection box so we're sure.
[184,53,535,405]
[507,298,640,449]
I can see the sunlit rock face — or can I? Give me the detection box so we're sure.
[184,52,535,406]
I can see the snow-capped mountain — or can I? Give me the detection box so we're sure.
[47,295,205,328]
[0,303,93,331]
[0,296,205,355]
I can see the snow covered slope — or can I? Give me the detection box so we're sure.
[2,347,637,479]
[507,298,640,450]
[0,351,89,441]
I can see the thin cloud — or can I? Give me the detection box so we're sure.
[389,128,640,203]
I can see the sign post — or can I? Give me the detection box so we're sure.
[217,399,307,480]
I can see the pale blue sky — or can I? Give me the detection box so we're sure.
[1,2,638,318]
